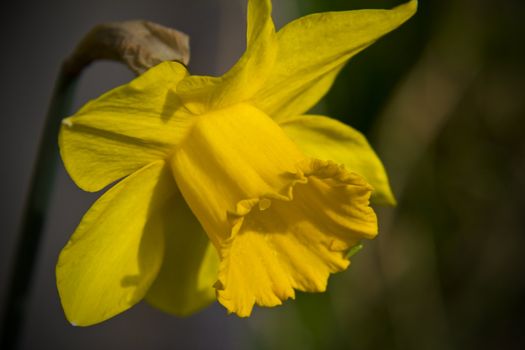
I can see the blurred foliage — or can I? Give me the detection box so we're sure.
[245,0,525,349]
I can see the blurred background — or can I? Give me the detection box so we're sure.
[1,0,524,349]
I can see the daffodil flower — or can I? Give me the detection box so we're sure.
[56,0,417,326]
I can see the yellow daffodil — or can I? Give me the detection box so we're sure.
[56,0,417,326]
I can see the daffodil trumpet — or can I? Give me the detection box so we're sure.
[57,0,417,325]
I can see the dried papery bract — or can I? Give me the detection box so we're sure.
[63,20,190,76]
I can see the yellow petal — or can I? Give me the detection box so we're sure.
[252,0,418,121]
[176,0,277,114]
[169,103,376,317]
[145,193,219,316]
[56,160,174,326]
[280,115,396,205]
[60,61,192,192]
[217,159,377,316]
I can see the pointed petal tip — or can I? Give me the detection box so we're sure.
[388,193,398,207]
[372,189,397,207]
[61,118,73,127]
[400,0,418,16]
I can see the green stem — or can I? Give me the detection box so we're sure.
[0,64,79,350]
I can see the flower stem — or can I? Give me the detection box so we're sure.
[0,64,79,350]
